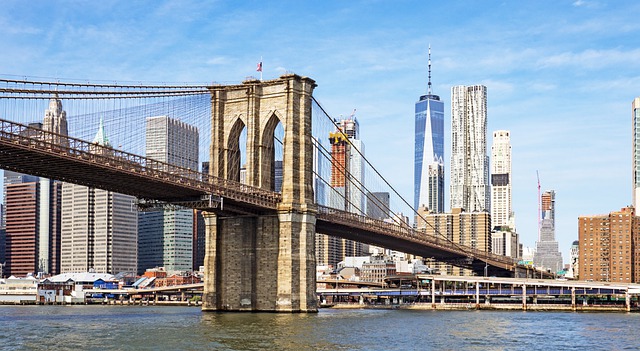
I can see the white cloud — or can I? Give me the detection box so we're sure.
[529,82,557,92]
[572,0,601,8]
[206,56,230,65]
[479,79,515,95]
[537,48,640,69]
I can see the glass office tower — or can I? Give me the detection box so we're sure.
[414,47,445,213]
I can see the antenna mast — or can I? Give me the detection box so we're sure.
[427,44,432,95]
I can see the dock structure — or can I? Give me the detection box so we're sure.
[317,275,640,312]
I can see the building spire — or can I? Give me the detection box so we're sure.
[93,116,111,147]
[428,44,432,95]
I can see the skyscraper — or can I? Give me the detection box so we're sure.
[327,117,365,214]
[366,192,390,220]
[192,161,210,271]
[450,85,489,212]
[533,190,563,272]
[490,130,512,228]
[317,116,367,267]
[138,116,199,273]
[145,116,199,170]
[414,46,445,213]
[43,93,68,146]
[60,121,138,274]
[39,95,67,275]
[633,97,640,209]
[3,95,66,277]
[5,180,38,277]
[490,130,519,258]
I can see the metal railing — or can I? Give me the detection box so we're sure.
[317,205,517,267]
[0,118,281,209]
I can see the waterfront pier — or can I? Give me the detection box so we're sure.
[317,275,640,312]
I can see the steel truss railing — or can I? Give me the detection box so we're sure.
[317,205,518,268]
[0,118,281,209]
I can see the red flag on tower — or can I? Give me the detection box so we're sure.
[257,57,263,81]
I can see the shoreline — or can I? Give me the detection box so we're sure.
[0,300,202,307]
[324,302,637,312]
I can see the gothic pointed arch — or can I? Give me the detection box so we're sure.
[226,116,246,182]
[259,111,284,191]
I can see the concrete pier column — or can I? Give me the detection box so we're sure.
[201,211,219,311]
[431,279,436,309]
[522,284,527,311]
[626,291,631,312]
[571,287,576,311]
[475,283,480,308]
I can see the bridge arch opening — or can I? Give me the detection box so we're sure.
[261,112,284,192]
[226,117,246,183]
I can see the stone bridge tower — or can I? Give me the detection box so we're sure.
[202,74,318,312]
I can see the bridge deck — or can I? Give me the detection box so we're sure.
[0,119,279,214]
[0,118,535,275]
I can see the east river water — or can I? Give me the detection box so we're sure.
[1,306,640,351]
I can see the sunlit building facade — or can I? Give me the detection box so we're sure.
[578,207,640,283]
[416,207,491,276]
[450,85,489,212]
[633,97,640,209]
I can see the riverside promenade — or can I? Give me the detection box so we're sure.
[317,275,640,312]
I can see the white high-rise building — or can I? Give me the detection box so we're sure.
[490,130,513,228]
[145,116,199,170]
[490,130,519,258]
[450,85,489,212]
[138,116,199,273]
[43,94,68,146]
[60,121,137,274]
[633,97,640,209]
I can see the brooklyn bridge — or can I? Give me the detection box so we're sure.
[0,74,534,312]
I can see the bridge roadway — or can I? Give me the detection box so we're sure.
[0,118,525,276]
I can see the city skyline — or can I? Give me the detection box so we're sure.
[1,1,640,261]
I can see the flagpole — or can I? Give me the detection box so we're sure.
[260,56,263,81]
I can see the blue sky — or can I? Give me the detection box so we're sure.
[2,0,640,262]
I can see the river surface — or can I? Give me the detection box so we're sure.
[1,306,639,350]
